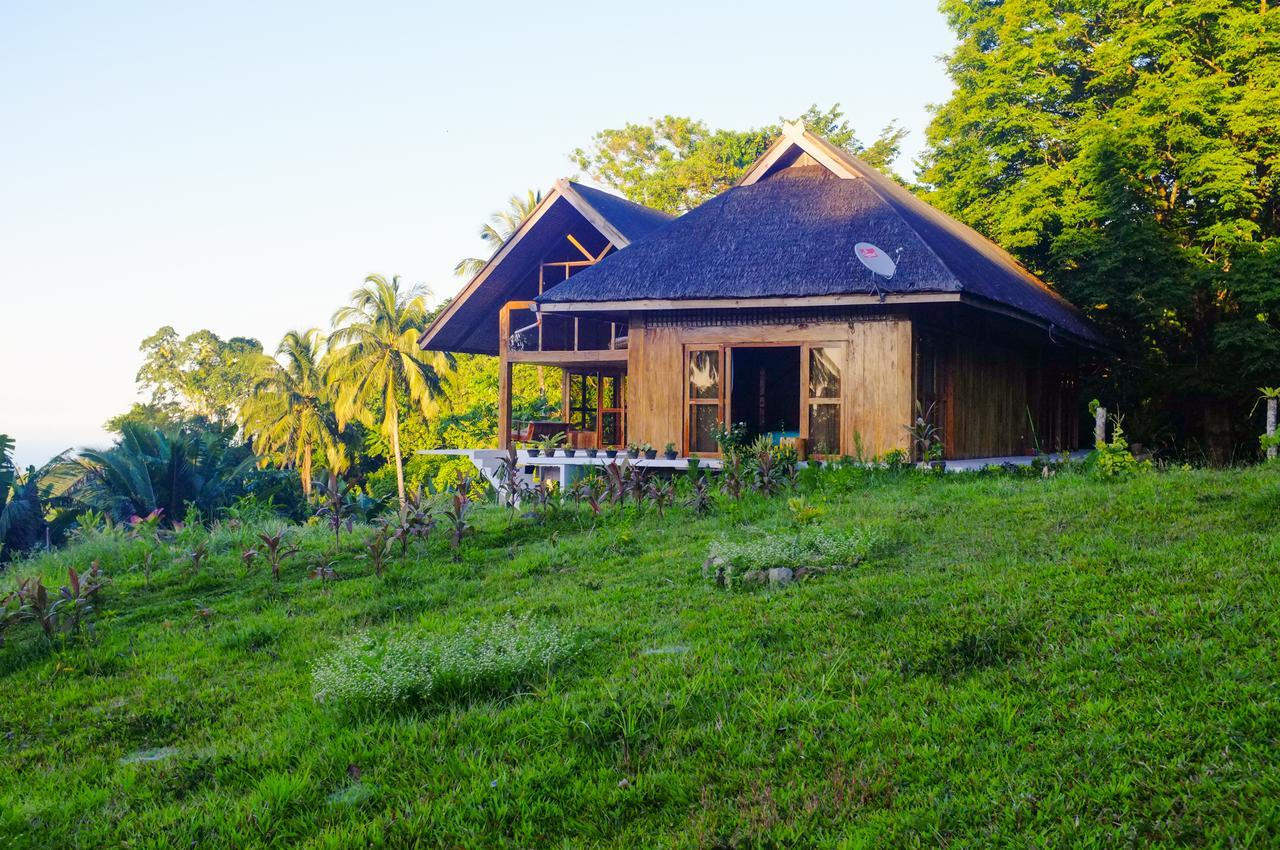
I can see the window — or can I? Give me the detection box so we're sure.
[600,373,626,447]
[806,345,843,455]
[686,347,723,454]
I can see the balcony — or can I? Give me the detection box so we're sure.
[499,300,628,364]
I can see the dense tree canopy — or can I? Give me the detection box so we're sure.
[920,0,1280,456]
[135,327,266,426]
[572,104,907,214]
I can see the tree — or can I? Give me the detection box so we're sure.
[240,329,344,499]
[327,275,448,508]
[135,327,267,425]
[0,436,77,560]
[919,0,1280,457]
[72,422,256,525]
[572,104,907,214]
[454,190,544,278]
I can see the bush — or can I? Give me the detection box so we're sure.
[311,617,575,714]
[707,525,878,572]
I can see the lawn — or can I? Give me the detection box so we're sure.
[3,465,1280,847]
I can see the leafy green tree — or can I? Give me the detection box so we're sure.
[572,104,907,214]
[240,329,343,498]
[135,327,267,425]
[328,275,448,508]
[73,422,255,525]
[919,0,1280,457]
[454,190,544,278]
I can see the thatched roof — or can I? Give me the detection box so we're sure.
[419,181,671,355]
[537,129,1103,348]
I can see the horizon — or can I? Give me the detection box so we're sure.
[0,1,955,468]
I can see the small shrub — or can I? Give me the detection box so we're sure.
[311,617,576,714]
[707,526,878,575]
[1093,418,1151,479]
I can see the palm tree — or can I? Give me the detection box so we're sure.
[240,329,340,499]
[0,436,77,560]
[327,275,448,508]
[73,422,256,525]
[453,189,543,277]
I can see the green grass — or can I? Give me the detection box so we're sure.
[3,467,1280,847]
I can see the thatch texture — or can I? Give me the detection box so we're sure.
[538,166,1102,346]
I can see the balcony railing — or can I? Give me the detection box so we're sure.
[501,300,627,356]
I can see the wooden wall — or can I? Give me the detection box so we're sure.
[919,321,1082,460]
[626,314,913,457]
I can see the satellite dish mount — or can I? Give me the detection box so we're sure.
[854,242,899,303]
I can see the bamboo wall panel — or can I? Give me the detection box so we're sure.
[626,316,684,447]
[846,319,913,457]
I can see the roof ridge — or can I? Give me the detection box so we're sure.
[800,130,1085,316]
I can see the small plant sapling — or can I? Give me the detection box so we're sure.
[257,529,301,582]
[442,474,475,562]
[315,477,357,551]
[647,475,675,517]
[366,525,393,579]
[685,474,714,515]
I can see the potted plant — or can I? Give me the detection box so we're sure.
[626,442,640,459]
[605,447,618,458]
[663,441,678,460]
[537,432,565,459]
[642,442,657,460]
[563,444,577,458]
[525,441,540,458]
[926,441,946,472]
[585,447,598,458]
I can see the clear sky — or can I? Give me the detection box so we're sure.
[0,1,956,468]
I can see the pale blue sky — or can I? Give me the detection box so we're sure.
[0,1,955,467]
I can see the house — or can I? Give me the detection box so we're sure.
[420,122,1105,461]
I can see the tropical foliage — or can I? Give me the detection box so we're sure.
[72,422,257,525]
[327,275,450,508]
[572,104,906,214]
[919,0,1280,458]
[240,329,344,498]
[453,189,543,277]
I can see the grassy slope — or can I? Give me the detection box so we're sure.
[3,468,1280,848]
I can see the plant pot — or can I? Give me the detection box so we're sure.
[627,449,639,459]
[663,451,677,460]
[929,460,947,472]
[527,448,540,457]
[585,449,598,458]
[562,448,576,457]
[644,450,658,460]
[605,449,618,458]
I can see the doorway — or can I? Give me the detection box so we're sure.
[728,346,801,443]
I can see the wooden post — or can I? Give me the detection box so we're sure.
[1267,398,1277,460]
[498,305,513,450]
[1094,405,1107,447]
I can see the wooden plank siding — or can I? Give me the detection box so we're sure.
[626,314,914,457]
[916,322,1083,460]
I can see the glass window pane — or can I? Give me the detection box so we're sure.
[809,347,842,399]
[601,411,620,446]
[689,350,720,399]
[691,405,720,453]
[809,403,840,455]
[601,375,616,409]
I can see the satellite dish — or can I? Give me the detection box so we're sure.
[854,242,896,278]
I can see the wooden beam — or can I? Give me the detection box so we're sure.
[537,293,963,314]
[419,187,566,351]
[507,349,628,365]
[565,233,595,261]
[498,305,514,449]
[556,179,632,248]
